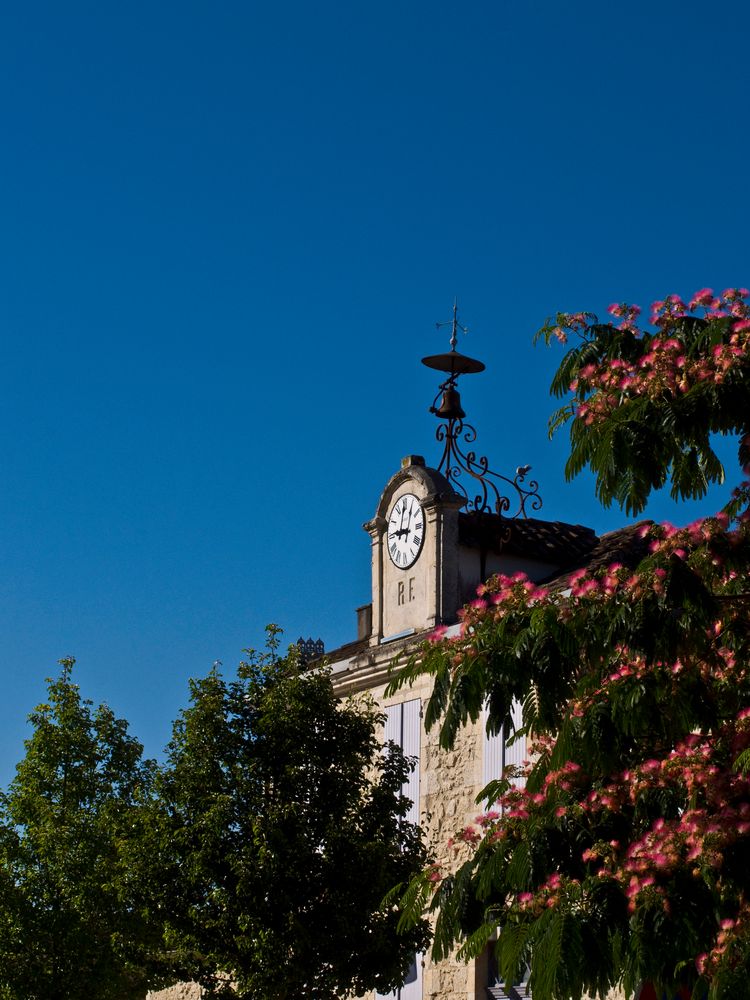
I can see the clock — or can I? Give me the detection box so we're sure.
[387,493,425,568]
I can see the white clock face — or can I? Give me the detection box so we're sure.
[387,493,424,568]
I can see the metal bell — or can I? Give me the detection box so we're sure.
[433,386,465,420]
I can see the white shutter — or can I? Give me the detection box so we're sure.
[483,720,505,789]
[384,703,401,746]
[400,953,422,999]
[377,703,423,1000]
[375,953,423,1000]
[401,699,421,826]
[383,699,421,826]
[483,699,527,792]
[505,699,526,789]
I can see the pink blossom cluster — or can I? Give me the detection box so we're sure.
[650,288,750,327]
[573,330,749,426]
[454,572,552,642]
[608,301,642,332]
[551,311,596,345]
[695,903,750,977]
[555,287,750,429]
[446,824,482,849]
[516,871,576,914]
[426,863,443,884]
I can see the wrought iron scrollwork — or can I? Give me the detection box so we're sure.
[435,416,542,517]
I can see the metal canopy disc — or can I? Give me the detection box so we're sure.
[421,350,486,375]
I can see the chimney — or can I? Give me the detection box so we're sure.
[356,604,372,641]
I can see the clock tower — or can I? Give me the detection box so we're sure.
[315,306,615,1000]
[361,303,542,650]
[364,455,464,644]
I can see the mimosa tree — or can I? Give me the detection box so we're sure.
[393,288,750,1000]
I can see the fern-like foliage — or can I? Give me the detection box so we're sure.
[540,309,748,515]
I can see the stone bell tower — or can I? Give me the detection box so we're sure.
[364,455,464,644]
[363,303,542,649]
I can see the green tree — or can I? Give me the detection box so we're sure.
[392,289,750,999]
[154,628,430,999]
[0,660,163,1000]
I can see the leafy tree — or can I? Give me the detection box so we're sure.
[392,289,750,999]
[153,628,430,999]
[0,659,163,1000]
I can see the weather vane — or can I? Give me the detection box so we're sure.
[421,302,542,518]
[436,298,468,352]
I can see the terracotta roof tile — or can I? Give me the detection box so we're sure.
[322,514,653,662]
[458,511,598,566]
[541,520,652,588]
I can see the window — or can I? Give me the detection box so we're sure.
[377,700,422,999]
[487,951,531,1000]
[483,712,531,999]
[375,953,422,1000]
[483,698,526,793]
[384,698,421,826]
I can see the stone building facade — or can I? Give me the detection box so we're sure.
[316,455,638,1000]
[149,453,640,1000]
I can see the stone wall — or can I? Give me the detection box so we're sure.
[366,670,490,1000]
[147,984,202,1000]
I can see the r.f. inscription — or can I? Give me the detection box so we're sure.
[397,577,416,606]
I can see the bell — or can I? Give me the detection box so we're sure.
[433,386,465,420]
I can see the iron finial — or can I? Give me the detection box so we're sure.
[436,298,468,352]
[423,300,485,379]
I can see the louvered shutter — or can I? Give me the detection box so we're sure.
[483,719,505,789]
[384,699,421,825]
[483,699,527,792]
[384,702,402,747]
[401,699,420,826]
[377,702,423,1000]
[505,699,526,788]
[375,953,423,1000]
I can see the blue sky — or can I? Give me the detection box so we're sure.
[2,0,748,785]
